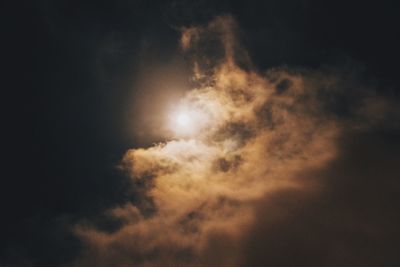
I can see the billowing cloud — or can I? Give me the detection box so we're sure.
[70,15,399,267]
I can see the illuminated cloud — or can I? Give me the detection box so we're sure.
[71,15,399,267]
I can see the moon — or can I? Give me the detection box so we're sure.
[176,113,191,127]
[168,108,205,137]
[167,101,214,138]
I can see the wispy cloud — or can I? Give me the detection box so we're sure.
[70,15,399,267]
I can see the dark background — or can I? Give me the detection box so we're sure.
[2,0,400,266]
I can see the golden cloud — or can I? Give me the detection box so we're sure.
[70,15,396,267]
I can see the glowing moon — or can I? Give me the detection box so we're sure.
[176,113,190,127]
[172,111,195,136]
[168,107,208,137]
[168,97,220,138]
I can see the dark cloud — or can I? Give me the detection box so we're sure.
[242,127,400,267]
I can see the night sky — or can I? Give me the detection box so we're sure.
[3,1,400,267]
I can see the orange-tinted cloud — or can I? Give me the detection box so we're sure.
[70,15,399,267]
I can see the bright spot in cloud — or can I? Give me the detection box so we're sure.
[176,113,190,127]
[167,91,228,139]
[168,106,210,138]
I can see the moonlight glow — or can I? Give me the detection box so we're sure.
[176,113,190,127]
[168,105,212,137]
[169,109,198,136]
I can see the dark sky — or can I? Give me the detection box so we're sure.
[3,1,400,266]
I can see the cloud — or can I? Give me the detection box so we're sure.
[70,15,400,267]
[241,128,400,267]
